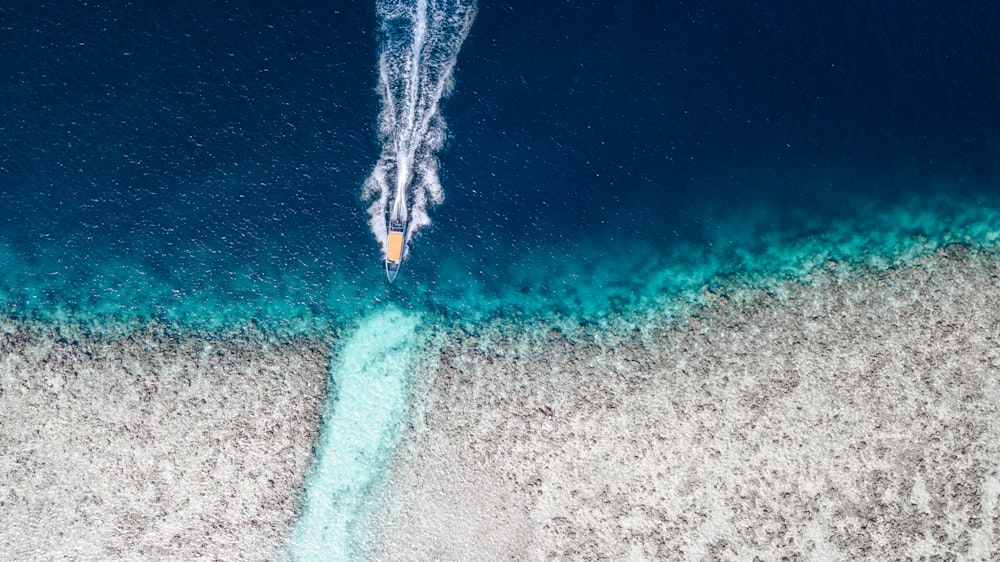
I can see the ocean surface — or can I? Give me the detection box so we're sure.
[2,1,998,558]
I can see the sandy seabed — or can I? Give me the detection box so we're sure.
[362,245,1000,561]
[0,327,328,561]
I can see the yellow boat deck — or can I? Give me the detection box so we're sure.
[387,229,404,263]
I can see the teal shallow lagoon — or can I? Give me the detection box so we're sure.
[2,184,998,337]
[288,308,422,561]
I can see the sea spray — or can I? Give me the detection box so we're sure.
[363,0,477,262]
[287,308,421,561]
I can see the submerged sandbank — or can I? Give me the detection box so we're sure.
[0,325,328,561]
[363,245,1000,561]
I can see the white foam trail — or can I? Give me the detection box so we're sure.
[363,0,477,259]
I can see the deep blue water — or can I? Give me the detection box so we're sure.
[1,1,998,332]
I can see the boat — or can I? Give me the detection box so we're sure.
[385,216,405,282]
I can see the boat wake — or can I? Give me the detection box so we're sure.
[363,0,477,271]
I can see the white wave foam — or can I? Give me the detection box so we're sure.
[363,0,477,261]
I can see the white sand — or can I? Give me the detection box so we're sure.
[0,327,328,561]
[363,245,1000,561]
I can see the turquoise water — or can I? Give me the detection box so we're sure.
[289,307,422,560]
[1,1,998,559]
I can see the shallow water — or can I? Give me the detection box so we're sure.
[289,307,421,560]
[1,2,997,559]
